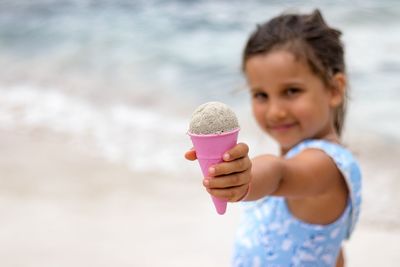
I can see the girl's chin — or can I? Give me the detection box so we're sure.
[275,139,302,152]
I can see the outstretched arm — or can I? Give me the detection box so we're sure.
[185,145,347,204]
[246,148,346,200]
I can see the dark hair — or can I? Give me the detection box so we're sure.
[243,9,347,136]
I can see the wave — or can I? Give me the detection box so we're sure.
[0,84,191,173]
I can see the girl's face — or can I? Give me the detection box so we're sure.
[245,50,339,154]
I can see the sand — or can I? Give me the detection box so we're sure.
[0,128,240,267]
[0,129,399,266]
[189,102,239,135]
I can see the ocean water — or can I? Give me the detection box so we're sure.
[0,1,399,226]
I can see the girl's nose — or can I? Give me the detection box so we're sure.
[266,101,287,122]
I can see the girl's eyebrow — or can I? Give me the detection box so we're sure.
[249,82,304,92]
[280,80,305,87]
[250,87,262,92]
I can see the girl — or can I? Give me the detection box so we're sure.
[185,9,361,267]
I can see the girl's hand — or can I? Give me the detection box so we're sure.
[184,143,252,202]
[204,143,252,202]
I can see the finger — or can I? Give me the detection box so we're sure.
[209,157,251,177]
[206,184,249,202]
[223,143,249,162]
[184,149,197,161]
[204,170,251,189]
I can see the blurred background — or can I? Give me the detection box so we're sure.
[0,0,399,266]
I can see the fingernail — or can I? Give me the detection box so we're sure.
[223,153,230,161]
[203,179,209,186]
[208,167,215,175]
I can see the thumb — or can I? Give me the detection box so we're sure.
[184,148,197,161]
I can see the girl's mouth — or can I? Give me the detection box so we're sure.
[268,122,297,132]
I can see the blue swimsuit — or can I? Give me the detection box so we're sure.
[232,140,362,267]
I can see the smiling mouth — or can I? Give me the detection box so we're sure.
[268,122,297,132]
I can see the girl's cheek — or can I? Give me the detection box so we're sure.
[252,106,265,124]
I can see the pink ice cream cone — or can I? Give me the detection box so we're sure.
[188,128,240,215]
[188,101,240,215]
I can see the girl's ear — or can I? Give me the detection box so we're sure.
[329,73,346,108]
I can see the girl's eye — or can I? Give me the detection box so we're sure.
[285,87,302,97]
[253,92,268,100]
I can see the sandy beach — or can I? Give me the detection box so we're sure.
[0,128,399,267]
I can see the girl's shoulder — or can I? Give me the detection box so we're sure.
[286,138,362,238]
[286,139,359,169]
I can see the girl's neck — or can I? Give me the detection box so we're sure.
[323,132,341,144]
[280,133,341,156]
